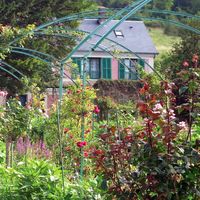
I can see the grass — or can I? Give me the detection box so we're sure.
[148,27,181,54]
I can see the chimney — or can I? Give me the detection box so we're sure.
[97,6,106,25]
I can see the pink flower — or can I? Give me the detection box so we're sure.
[0,91,8,97]
[77,141,87,148]
[153,103,163,111]
[178,121,187,130]
[93,105,100,114]
[192,54,199,63]
[182,61,189,67]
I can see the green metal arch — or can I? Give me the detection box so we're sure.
[61,0,152,64]
[11,47,57,62]
[0,65,21,81]
[46,28,161,77]
[135,16,200,34]
[11,50,52,64]
[0,60,25,77]
[34,29,161,79]
[8,0,144,47]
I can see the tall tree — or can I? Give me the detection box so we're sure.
[0,0,95,94]
[96,0,174,10]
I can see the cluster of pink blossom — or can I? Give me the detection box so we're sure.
[0,91,8,97]
[16,137,52,159]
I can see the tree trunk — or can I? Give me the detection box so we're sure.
[6,139,11,168]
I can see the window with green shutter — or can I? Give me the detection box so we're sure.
[118,59,138,80]
[101,58,111,79]
[71,57,82,79]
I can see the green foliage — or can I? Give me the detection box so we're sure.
[0,159,110,200]
[97,0,173,10]
[0,0,96,94]
[159,20,200,79]
[0,0,96,26]
[0,141,5,164]
[0,159,62,200]
[148,28,180,54]
[0,98,31,141]
[174,0,200,14]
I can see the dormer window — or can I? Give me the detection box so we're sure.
[114,30,124,38]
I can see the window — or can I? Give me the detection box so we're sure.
[72,57,112,80]
[114,30,124,38]
[88,58,100,79]
[119,59,138,80]
[19,95,27,106]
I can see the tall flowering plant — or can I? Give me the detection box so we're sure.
[175,54,200,142]
[91,80,200,199]
[49,79,100,176]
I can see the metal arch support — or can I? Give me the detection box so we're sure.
[61,0,152,64]
[11,50,52,64]
[0,65,21,81]
[11,47,57,62]
[135,16,200,35]
[8,6,200,48]
[8,10,102,46]
[8,1,142,47]
[45,27,162,79]
[91,0,152,52]
[141,9,200,21]
[0,60,25,77]
[35,29,158,79]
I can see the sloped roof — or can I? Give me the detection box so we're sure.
[77,19,158,54]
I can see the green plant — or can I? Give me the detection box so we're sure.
[0,159,63,200]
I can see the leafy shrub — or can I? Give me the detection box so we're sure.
[0,159,110,200]
[91,81,200,199]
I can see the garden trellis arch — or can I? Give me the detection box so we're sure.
[1,0,200,188]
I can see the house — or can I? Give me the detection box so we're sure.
[46,18,158,110]
[67,18,157,83]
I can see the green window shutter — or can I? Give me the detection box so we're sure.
[138,59,145,68]
[101,58,111,79]
[119,60,125,79]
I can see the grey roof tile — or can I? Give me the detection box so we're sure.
[77,19,158,54]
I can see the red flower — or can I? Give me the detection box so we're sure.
[93,149,104,157]
[85,129,91,134]
[93,105,100,114]
[84,151,89,157]
[67,90,72,95]
[77,141,87,148]
[182,61,189,67]
[139,82,149,94]
[64,128,70,133]
[137,101,148,113]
